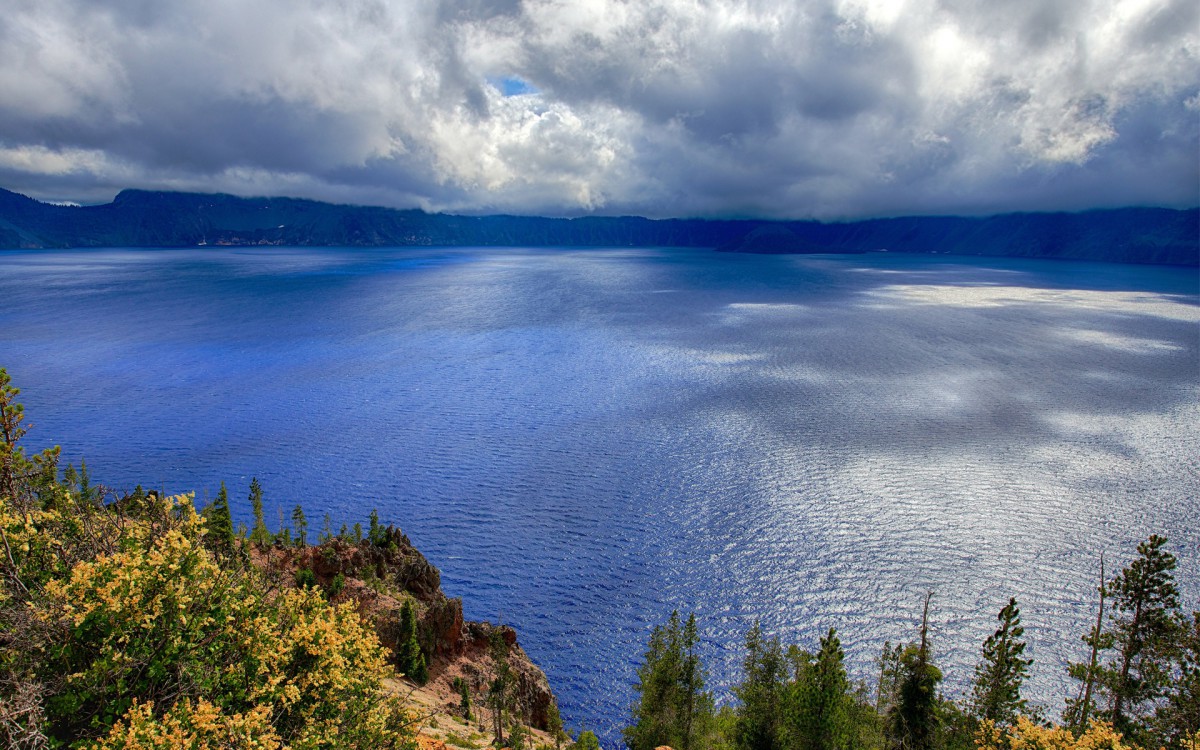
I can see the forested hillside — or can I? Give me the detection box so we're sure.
[1,188,1196,266]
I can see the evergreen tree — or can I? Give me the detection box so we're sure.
[547,702,564,750]
[969,598,1032,727]
[395,599,428,685]
[573,730,600,750]
[203,482,235,553]
[78,458,92,502]
[1065,554,1113,731]
[0,367,60,514]
[1104,535,1182,741]
[292,504,308,547]
[1153,611,1200,747]
[734,621,786,750]
[320,513,333,544]
[488,629,513,746]
[625,611,713,750]
[875,640,904,716]
[889,593,942,750]
[368,508,385,546]
[455,676,473,721]
[248,477,270,548]
[785,628,856,750]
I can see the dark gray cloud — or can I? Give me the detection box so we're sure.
[0,0,1196,218]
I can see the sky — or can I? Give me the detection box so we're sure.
[1,0,1197,219]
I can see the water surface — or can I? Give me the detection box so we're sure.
[1,246,1196,741]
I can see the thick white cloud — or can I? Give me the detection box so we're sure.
[0,0,1196,217]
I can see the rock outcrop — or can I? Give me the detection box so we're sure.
[253,526,559,731]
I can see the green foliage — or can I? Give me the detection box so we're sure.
[248,477,270,548]
[733,621,786,750]
[888,594,942,750]
[292,504,308,547]
[0,367,61,516]
[202,481,236,554]
[783,628,861,750]
[546,701,564,750]
[295,567,317,588]
[572,730,600,750]
[488,629,514,745]
[327,572,346,599]
[396,598,428,685]
[1154,610,1200,747]
[508,721,530,750]
[1104,535,1183,744]
[969,597,1032,727]
[625,610,714,750]
[454,676,473,722]
[369,508,386,546]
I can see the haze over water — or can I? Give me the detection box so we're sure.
[2,246,1197,742]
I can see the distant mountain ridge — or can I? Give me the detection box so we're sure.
[0,187,1196,265]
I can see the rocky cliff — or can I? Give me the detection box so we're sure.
[254,526,559,732]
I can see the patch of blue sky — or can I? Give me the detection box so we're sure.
[488,75,539,97]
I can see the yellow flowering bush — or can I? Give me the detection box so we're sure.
[975,717,1138,750]
[24,493,413,748]
[245,587,413,749]
[88,699,281,750]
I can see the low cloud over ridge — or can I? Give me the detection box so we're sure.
[1,0,1197,218]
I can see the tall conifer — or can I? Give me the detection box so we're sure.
[970,598,1032,727]
[248,477,270,547]
[734,621,786,750]
[1105,535,1181,740]
[292,504,308,547]
[625,611,714,750]
[396,599,428,685]
[204,481,235,553]
[889,593,942,750]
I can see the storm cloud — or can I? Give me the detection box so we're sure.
[1,0,1196,218]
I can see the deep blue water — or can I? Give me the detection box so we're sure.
[1,246,1197,742]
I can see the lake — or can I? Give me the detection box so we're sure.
[1,246,1196,741]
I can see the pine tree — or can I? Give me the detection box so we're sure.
[456,676,473,721]
[573,730,600,750]
[625,610,713,750]
[396,599,428,685]
[889,593,942,750]
[204,481,235,553]
[734,621,786,750]
[488,629,513,746]
[320,513,333,544]
[1153,611,1199,747]
[969,598,1032,727]
[547,702,564,750]
[1065,554,1113,731]
[1105,535,1182,741]
[876,640,904,716]
[248,477,270,548]
[292,504,308,547]
[78,458,92,503]
[785,628,855,750]
[0,367,60,514]
[368,508,384,546]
